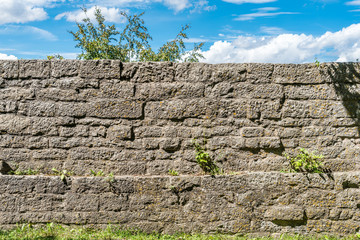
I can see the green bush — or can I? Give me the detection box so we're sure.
[192,138,220,175]
[284,148,325,173]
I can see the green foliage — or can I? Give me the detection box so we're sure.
[9,167,39,175]
[168,169,179,176]
[315,58,320,68]
[51,168,74,182]
[284,148,325,173]
[69,7,204,62]
[47,54,64,60]
[90,169,104,177]
[192,138,220,175]
[105,172,115,183]
[0,223,358,240]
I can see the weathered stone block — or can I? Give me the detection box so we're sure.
[36,88,79,101]
[245,63,274,83]
[51,60,80,78]
[79,60,121,79]
[107,125,132,141]
[65,193,99,211]
[161,138,181,151]
[0,88,35,100]
[136,82,204,100]
[81,81,134,99]
[0,60,18,79]
[59,125,89,137]
[145,100,209,120]
[285,84,338,100]
[0,101,17,113]
[264,206,304,221]
[283,100,334,118]
[19,60,50,79]
[234,83,284,99]
[259,137,281,149]
[122,62,174,82]
[241,127,264,137]
[18,101,57,117]
[89,100,143,119]
[274,64,325,84]
[176,63,246,83]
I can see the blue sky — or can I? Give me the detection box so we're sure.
[1,0,360,63]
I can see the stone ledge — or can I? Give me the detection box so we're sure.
[0,172,359,234]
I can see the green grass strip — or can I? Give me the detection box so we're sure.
[0,223,359,240]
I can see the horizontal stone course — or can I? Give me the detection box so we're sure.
[0,173,359,234]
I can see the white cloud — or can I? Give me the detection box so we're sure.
[87,0,213,13]
[183,38,210,43]
[200,23,360,63]
[162,0,191,12]
[346,0,360,5]
[0,53,17,60]
[0,0,63,24]
[234,7,298,21]
[0,25,57,41]
[222,0,277,4]
[260,26,286,35]
[190,0,217,13]
[55,6,126,23]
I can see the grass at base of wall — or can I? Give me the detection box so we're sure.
[0,223,359,240]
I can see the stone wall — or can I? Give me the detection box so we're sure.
[0,173,359,234]
[0,60,360,174]
[1,60,360,234]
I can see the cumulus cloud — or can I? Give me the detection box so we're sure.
[201,23,360,63]
[234,7,298,21]
[0,53,17,60]
[222,0,277,4]
[55,6,126,23]
[0,0,62,24]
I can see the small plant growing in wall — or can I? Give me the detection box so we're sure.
[105,172,115,183]
[52,168,74,183]
[192,138,220,175]
[168,169,179,176]
[90,169,104,177]
[283,148,325,173]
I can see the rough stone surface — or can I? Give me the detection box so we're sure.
[1,61,360,233]
[0,173,359,234]
[0,61,359,174]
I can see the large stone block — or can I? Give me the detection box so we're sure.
[122,62,174,82]
[285,84,339,100]
[88,100,143,119]
[233,83,284,99]
[107,125,133,141]
[175,63,247,83]
[282,100,335,118]
[51,60,80,78]
[0,60,18,79]
[79,60,121,79]
[136,82,205,100]
[264,206,305,221]
[81,81,134,99]
[19,60,50,79]
[145,99,208,120]
[274,64,325,84]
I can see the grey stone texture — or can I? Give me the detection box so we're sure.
[0,60,360,174]
[1,60,360,233]
[0,173,359,234]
